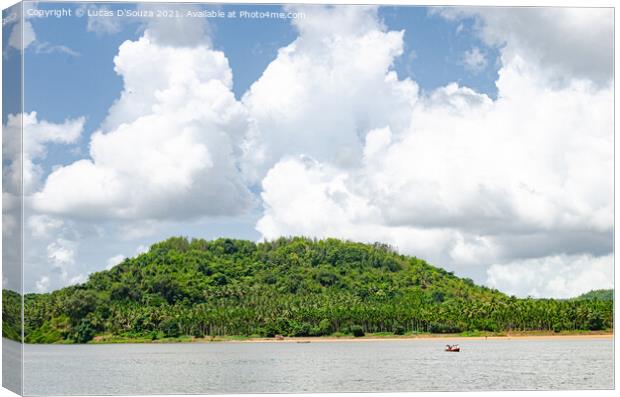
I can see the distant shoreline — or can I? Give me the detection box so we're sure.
[231,333,613,343]
[87,331,613,345]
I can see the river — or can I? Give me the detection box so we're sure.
[9,337,614,395]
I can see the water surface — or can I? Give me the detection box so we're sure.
[19,338,614,395]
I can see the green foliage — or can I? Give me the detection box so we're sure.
[2,289,22,341]
[350,325,365,337]
[27,321,63,343]
[159,317,181,338]
[587,312,605,331]
[429,322,462,334]
[574,289,613,301]
[9,236,614,344]
[72,318,96,343]
[318,319,332,335]
[393,325,406,335]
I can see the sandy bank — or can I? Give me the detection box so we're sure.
[222,333,613,344]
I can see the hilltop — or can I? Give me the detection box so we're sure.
[574,289,613,301]
[3,237,613,343]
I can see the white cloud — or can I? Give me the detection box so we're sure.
[32,42,80,57]
[28,215,64,239]
[8,19,79,57]
[449,234,499,267]
[67,274,87,286]
[257,157,380,240]
[84,5,123,35]
[241,5,417,183]
[436,7,613,86]
[8,20,35,50]
[106,254,125,270]
[83,3,208,46]
[136,245,149,254]
[41,236,89,288]
[25,6,613,298]
[136,3,211,47]
[257,157,460,263]
[487,254,614,298]
[2,192,19,236]
[35,276,50,293]
[32,30,252,221]
[253,6,613,296]
[462,47,487,73]
[363,127,392,158]
[2,112,85,195]
[46,239,76,279]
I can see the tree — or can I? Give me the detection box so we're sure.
[350,325,365,337]
[73,318,96,343]
[15,237,613,343]
[159,317,181,337]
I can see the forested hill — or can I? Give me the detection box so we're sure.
[4,237,613,343]
[575,289,613,301]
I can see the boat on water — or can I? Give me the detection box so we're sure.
[445,344,460,352]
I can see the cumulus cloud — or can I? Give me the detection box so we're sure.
[36,232,88,288]
[487,254,614,298]
[8,19,36,50]
[35,276,50,293]
[21,5,240,293]
[25,5,613,298]
[136,3,211,47]
[46,238,76,279]
[2,112,85,195]
[8,18,79,57]
[106,254,125,270]
[22,215,122,293]
[257,157,463,264]
[241,5,417,183]
[28,215,64,239]
[32,30,252,221]
[253,6,613,296]
[436,7,613,86]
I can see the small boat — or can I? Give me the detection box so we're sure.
[445,344,460,352]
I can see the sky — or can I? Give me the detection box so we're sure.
[1,1,614,298]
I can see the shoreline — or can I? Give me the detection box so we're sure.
[87,331,613,345]
[204,333,614,343]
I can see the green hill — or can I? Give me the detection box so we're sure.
[574,289,613,301]
[3,237,613,343]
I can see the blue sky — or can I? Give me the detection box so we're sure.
[3,3,612,298]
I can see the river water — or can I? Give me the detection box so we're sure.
[11,337,614,395]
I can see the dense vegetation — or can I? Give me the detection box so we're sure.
[574,289,613,301]
[2,289,21,341]
[2,237,614,343]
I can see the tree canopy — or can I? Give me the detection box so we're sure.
[574,289,613,301]
[2,237,613,343]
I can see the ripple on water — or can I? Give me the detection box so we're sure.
[17,338,614,395]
